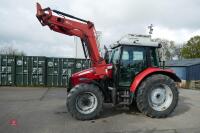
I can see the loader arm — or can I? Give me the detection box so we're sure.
[36,3,106,68]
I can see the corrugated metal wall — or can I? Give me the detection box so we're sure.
[168,67,186,80]
[187,64,200,80]
[167,64,200,89]
[0,55,15,86]
[46,58,77,87]
[15,56,46,86]
[166,65,200,81]
[0,55,90,87]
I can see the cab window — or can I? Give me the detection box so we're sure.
[133,51,144,61]
[122,51,129,61]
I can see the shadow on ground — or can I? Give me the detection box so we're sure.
[54,92,191,120]
[170,95,191,117]
[100,103,141,119]
[101,95,191,119]
[99,95,191,119]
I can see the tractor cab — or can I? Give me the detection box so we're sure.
[109,34,161,89]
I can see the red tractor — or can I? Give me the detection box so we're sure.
[36,3,181,120]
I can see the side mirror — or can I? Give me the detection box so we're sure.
[115,59,120,64]
[103,45,111,64]
[104,51,110,63]
[159,57,162,62]
[158,43,162,48]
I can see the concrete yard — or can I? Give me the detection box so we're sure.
[0,87,200,133]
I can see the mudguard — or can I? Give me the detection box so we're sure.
[130,67,181,92]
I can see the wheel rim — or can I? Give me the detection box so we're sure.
[75,92,98,114]
[149,84,173,111]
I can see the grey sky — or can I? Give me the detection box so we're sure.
[0,0,200,57]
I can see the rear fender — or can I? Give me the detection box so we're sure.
[130,67,181,93]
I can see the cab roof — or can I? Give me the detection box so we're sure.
[110,34,161,49]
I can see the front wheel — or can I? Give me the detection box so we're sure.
[136,74,179,118]
[67,83,103,120]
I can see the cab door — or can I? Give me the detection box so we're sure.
[118,46,147,87]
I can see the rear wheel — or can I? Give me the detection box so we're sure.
[136,74,178,118]
[67,83,103,120]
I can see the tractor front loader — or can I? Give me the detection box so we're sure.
[36,3,181,120]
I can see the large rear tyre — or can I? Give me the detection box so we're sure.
[67,83,103,120]
[129,100,139,112]
[136,74,178,118]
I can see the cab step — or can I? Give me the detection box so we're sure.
[118,101,130,105]
[120,95,130,98]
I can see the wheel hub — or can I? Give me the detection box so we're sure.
[151,88,166,105]
[76,92,98,114]
[81,97,92,106]
[149,84,173,111]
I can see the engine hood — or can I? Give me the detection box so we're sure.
[70,67,98,86]
[70,64,112,86]
[72,68,95,78]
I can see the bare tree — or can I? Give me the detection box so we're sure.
[0,46,26,56]
[153,38,182,60]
